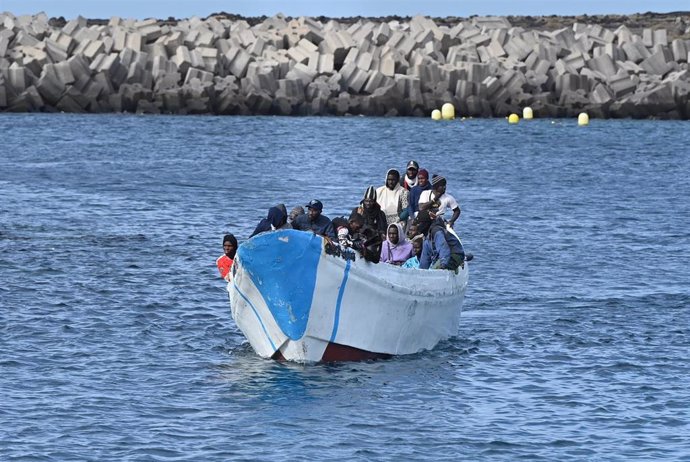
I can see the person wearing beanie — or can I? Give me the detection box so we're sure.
[216,233,238,280]
[418,174,461,229]
[407,168,432,219]
[352,186,388,238]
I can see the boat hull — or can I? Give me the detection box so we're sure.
[228,229,468,362]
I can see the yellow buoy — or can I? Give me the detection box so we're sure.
[441,103,455,120]
[578,112,589,126]
[431,109,442,120]
[508,113,519,124]
[523,107,534,120]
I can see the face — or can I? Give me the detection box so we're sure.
[223,241,236,259]
[418,175,428,187]
[363,198,375,209]
[308,207,320,221]
[386,173,398,189]
[434,182,446,195]
[349,219,362,234]
[388,226,399,244]
[412,239,423,257]
[407,167,418,179]
[407,223,418,239]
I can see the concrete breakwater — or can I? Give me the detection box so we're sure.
[1,11,689,118]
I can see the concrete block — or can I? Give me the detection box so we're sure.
[503,35,531,60]
[564,51,588,71]
[642,29,653,47]
[66,55,90,81]
[287,44,310,64]
[589,83,613,104]
[317,54,334,74]
[139,24,163,43]
[36,70,65,105]
[44,39,68,62]
[486,38,506,58]
[653,29,668,47]
[285,62,316,86]
[276,77,305,99]
[83,40,105,61]
[621,41,650,63]
[184,67,214,85]
[671,39,688,63]
[608,71,637,97]
[373,23,391,46]
[0,35,10,58]
[640,50,673,76]
[617,60,643,74]
[587,53,617,78]
[379,54,395,77]
[482,76,501,97]
[125,32,143,52]
[173,46,192,75]
[614,25,634,44]
[238,29,257,47]
[228,48,252,78]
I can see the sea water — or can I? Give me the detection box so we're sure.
[1,113,689,461]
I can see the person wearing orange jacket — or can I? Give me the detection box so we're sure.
[216,234,237,280]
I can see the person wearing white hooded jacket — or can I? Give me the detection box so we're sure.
[376,169,409,227]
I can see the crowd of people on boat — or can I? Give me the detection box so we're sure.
[216,160,468,281]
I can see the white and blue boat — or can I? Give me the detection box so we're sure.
[227,229,469,362]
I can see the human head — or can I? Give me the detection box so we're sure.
[431,174,446,194]
[406,160,419,179]
[386,169,400,190]
[412,235,423,257]
[289,206,304,223]
[387,223,399,245]
[268,206,287,228]
[407,221,418,239]
[416,210,432,236]
[362,186,376,209]
[305,199,323,221]
[223,234,238,259]
[348,212,364,234]
[417,169,429,187]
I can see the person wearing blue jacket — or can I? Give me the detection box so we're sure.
[407,169,432,219]
[416,210,465,271]
[293,199,337,240]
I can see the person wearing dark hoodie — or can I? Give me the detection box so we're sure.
[249,204,290,238]
[352,186,388,239]
[416,210,465,272]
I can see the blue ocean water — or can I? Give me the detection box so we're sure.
[1,113,689,461]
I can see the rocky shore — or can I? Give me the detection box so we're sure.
[1,11,689,118]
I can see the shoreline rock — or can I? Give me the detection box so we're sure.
[1,11,689,118]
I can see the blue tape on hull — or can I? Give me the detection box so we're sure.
[237,230,321,340]
[329,259,351,343]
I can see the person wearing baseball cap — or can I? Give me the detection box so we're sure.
[401,160,420,190]
[293,199,336,240]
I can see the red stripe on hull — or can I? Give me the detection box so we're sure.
[270,343,391,362]
[321,343,391,362]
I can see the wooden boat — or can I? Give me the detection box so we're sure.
[227,229,469,362]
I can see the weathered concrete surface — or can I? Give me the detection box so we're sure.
[0,11,689,118]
